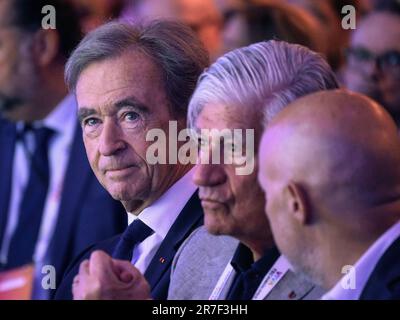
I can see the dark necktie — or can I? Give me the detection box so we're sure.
[6,126,54,269]
[112,219,153,261]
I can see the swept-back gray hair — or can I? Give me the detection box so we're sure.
[188,40,339,129]
[65,20,209,116]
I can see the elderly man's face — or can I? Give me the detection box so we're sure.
[345,12,400,117]
[76,50,176,211]
[193,103,270,242]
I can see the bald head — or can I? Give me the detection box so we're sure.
[261,89,400,212]
[258,89,400,288]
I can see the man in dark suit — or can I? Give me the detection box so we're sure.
[259,90,400,300]
[0,0,127,299]
[55,20,209,300]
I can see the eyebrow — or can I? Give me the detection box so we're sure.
[77,96,150,124]
[115,97,150,114]
[77,108,96,124]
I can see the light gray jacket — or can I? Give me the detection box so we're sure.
[168,226,324,300]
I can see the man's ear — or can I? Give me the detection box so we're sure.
[31,29,60,67]
[283,182,310,225]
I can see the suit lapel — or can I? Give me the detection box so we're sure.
[45,124,92,273]
[215,250,318,300]
[0,120,16,246]
[217,269,316,301]
[217,265,237,300]
[144,190,203,290]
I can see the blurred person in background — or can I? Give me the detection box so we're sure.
[342,2,400,126]
[68,0,125,33]
[365,0,398,10]
[176,0,223,61]
[119,0,178,22]
[0,0,127,299]
[219,0,324,56]
[287,0,368,71]
[120,0,223,62]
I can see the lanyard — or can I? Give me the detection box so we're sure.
[209,255,291,300]
[209,261,235,300]
[252,255,291,300]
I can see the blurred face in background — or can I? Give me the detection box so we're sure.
[0,0,39,120]
[68,0,124,33]
[344,12,400,121]
[221,9,248,53]
[135,0,177,19]
[177,0,223,61]
[214,0,246,53]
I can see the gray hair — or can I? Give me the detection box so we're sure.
[188,40,339,129]
[65,20,209,117]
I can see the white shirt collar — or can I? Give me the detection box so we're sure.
[322,219,400,300]
[127,167,198,238]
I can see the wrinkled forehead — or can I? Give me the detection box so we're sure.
[76,52,164,110]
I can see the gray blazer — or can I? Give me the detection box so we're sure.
[168,226,324,300]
